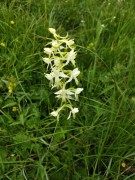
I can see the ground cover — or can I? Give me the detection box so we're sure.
[1,0,135,179]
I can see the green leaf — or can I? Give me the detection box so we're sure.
[2,100,16,109]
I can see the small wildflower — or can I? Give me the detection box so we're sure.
[121,162,126,168]
[10,153,15,157]
[60,39,74,48]
[0,42,6,47]
[44,47,53,55]
[66,68,80,85]
[50,110,59,117]
[43,57,51,64]
[8,86,13,93]
[49,28,58,38]
[50,105,65,120]
[65,50,76,66]
[10,20,15,25]
[52,40,60,48]
[12,106,17,112]
[55,89,74,102]
[81,20,85,23]
[45,67,68,88]
[67,108,79,119]
[7,76,17,93]
[74,88,83,100]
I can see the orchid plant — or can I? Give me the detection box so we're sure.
[43,28,83,120]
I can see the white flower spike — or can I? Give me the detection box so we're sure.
[43,28,83,120]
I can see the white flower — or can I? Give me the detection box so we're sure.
[44,46,58,55]
[43,57,50,64]
[60,39,74,48]
[49,28,56,34]
[45,73,53,81]
[49,28,69,39]
[65,50,76,66]
[55,89,74,102]
[43,57,52,68]
[74,88,83,100]
[81,20,85,23]
[50,105,65,120]
[45,68,68,88]
[52,68,68,88]
[53,56,61,67]
[50,111,58,117]
[50,110,59,120]
[66,68,80,85]
[72,107,79,113]
[45,73,54,87]
[67,108,79,119]
[52,40,60,48]
[49,28,58,38]
[44,47,53,55]
[52,67,68,77]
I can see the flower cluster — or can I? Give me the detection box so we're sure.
[7,77,16,93]
[43,28,83,120]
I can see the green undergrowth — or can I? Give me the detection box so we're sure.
[1,0,135,179]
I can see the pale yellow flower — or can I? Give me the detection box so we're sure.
[121,162,126,168]
[8,86,13,93]
[10,20,15,25]
[0,42,6,47]
[12,106,17,112]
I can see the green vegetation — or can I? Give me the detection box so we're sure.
[1,0,135,179]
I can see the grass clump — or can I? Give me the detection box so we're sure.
[1,0,135,179]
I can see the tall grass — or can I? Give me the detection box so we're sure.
[1,0,135,179]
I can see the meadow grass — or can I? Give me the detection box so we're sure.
[1,0,135,179]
